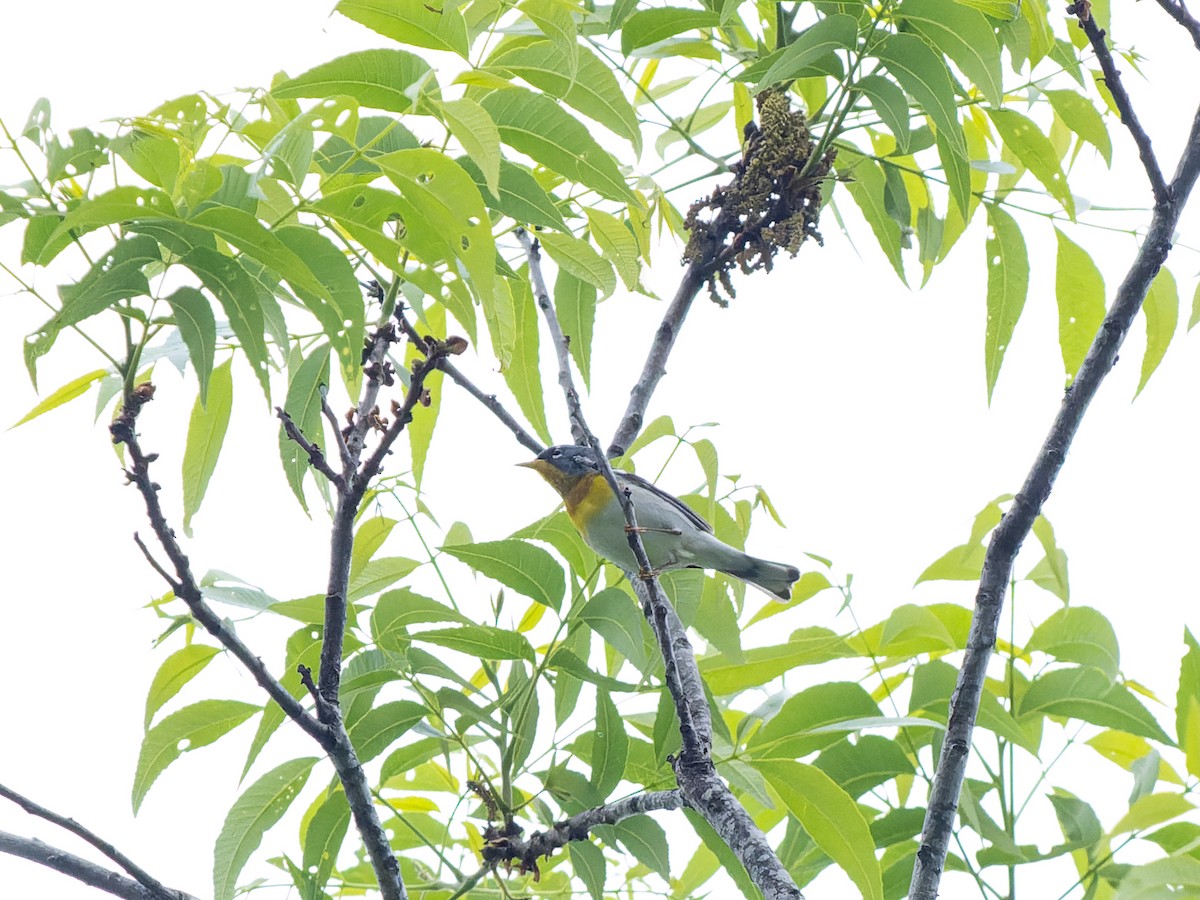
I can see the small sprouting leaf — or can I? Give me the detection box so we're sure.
[133,699,259,813]
[182,359,234,537]
[10,368,108,429]
[442,539,565,610]
[336,0,470,56]
[755,760,884,900]
[213,757,317,900]
[412,624,535,661]
[1136,266,1178,397]
[1053,228,1105,385]
[554,270,596,389]
[591,689,628,797]
[481,88,635,202]
[983,204,1029,403]
[273,49,437,114]
[143,644,222,729]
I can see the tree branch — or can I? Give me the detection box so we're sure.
[909,53,1200,900]
[0,830,194,900]
[607,262,707,458]
[1152,0,1200,50]
[438,358,545,455]
[520,232,803,900]
[0,785,195,900]
[276,406,345,488]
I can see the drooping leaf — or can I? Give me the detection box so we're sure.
[585,208,640,291]
[165,287,217,404]
[1045,89,1112,166]
[988,108,1075,216]
[983,204,1029,403]
[457,157,567,230]
[182,359,234,537]
[591,688,628,797]
[277,345,330,514]
[437,98,501,196]
[839,152,905,282]
[1053,228,1105,385]
[10,368,109,428]
[213,757,317,900]
[347,700,427,762]
[538,229,617,297]
[1019,667,1172,743]
[503,275,552,443]
[143,644,222,729]
[442,539,565,610]
[554,269,596,389]
[301,788,351,897]
[897,0,1002,106]
[1136,266,1178,397]
[854,75,912,155]
[873,33,967,160]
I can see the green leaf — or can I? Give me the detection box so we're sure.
[481,87,635,202]
[591,688,628,797]
[165,287,217,404]
[1027,607,1119,678]
[570,841,606,900]
[372,588,469,651]
[983,203,1029,403]
[839,152,905,283]
[1189,281,1200,332]
[182,359,234,537]
[277,345,330,514]
[1019,667,1172,743]
[585,208,640,291]
[1045,89,1112,166]
[1177,630,1200,768]
[458,157,567,230]
[133,699,258,813]
[755,15,858,88]
[873,33,967,160]
[614,816,670,879]
[1136,266,1178,397]
[336,0,470,56]
[482,273,518,369]
[988,109,1075,216]
[442,539,565,611]
[579,588,649,671]
[348,556,421,600]
[554,270,596,389]
[405,301,445,488]
[213,757,317,900]
[412,624,535,661]
[749,682,882,759]
[854,75,912,154]
[1111,793,1194,836]
[10,368,108,428]
[486,39,641,153]
[438,98,501,196]
[1053,228,1105,385]
[621,7,720,55]
[1113,857,1200,900]
[301,789,351,896]
[755,760,884,900]
[537,229,617,297]
[701,627,855,693]
[897,0,1002,106]
[143,644,222,729]
[347,700,427,763]
[35,188,175,265]
[503,276,552,443]
[273,49,437,114]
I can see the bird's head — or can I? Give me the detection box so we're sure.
[518,444,601,495]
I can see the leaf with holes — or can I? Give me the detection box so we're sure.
[983,204,1028,403]
[988,109,1074,217]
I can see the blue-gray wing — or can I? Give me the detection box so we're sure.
[616,471,713,534]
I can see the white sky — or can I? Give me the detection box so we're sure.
[1,1,1199,898]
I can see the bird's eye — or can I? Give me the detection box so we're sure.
[551,448,562,458]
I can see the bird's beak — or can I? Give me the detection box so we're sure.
[516,460,538,469]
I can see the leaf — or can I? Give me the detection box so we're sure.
[621,7,720,55]
[1045,89,1112,165]
[579,588,649,671]
[554,270,596,389]
[133,699,259,813]
[749,682,882,759]
[591,688,628,797]
[613,816,670,879]
[701,627,854,693]
[854,75,912,154]
[336,0,470,56]
[143,644,222,729]
[570,841,606,900]
[347,700,427,762]
[503,276,552,443]
[442,539,564,610]
[438,98,501,196]
[165,287,217,404]
[1113,857,1200,900]
[1027,607,1119,678]
[457,157,567,230]
[301,789,351,896]
[988,109,1075,216]
[213,757,317,900]
[983,204,1029,403]
[1053,228,1105,385]
[755,760,884,900]
[412,625,535,661]
[10,368,108,428]
[839,152,905,283]
[277,345,330,514]
[1111,793,1194,836]
[1136,266,1178,397]
[873,33,967,160]
[1178,630,1200,768]
[182,359,234,537]
[348,556,421,600]
[273,49,437,114]
[585,208,640,291]
[537,229,617,297]
[372,588,469,651]
[755,15,859,89]
[405,302,444,488]
[481,87,635,202]
[897,0,1002,106]
[35,188,175,265]
[1019,667,1172,743]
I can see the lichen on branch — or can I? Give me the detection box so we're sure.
[683,90,835,305]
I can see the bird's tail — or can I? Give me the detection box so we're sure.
[716,551,800,603]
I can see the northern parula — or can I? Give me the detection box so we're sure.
[521,444,800,602]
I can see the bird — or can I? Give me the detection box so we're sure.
[520,444,800,602]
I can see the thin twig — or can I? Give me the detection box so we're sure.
[1071,5,1171,204]
[438,358,545,455]
[320,387,353,472]
[1152,0,1200,50]
[519,232,803,900]
[0,831,190,900]
[909,70,1200,900]
[607,262,707,458]
[0,785,195,900]
[276,406,345,488]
